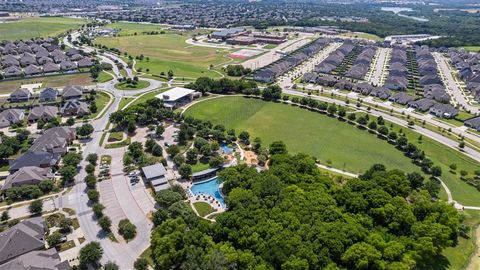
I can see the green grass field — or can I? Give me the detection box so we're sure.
[114,80,150,90]
[193,202,216,217]
[340,32,384,42]
[96,71,114,83]
[89,91,111,119]
[0,73,94,94]
[464,46,480,53]
[185,97,419,174]
[0,17,87,40]
[95,33,231,78]
[185,96,480,206]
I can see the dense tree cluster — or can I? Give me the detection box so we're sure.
[185,77,259,95]
[225,65,252,77]
[109,98,175,133]
[150,150,460,269]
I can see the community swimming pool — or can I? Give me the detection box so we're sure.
[220,144,233,154]
[190,177,226,207]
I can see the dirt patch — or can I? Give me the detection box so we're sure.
[244,150,258,165]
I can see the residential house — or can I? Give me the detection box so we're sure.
[59,60,76,71]
[0,166,53,191]
[9,151,60,171]
[429,103,458,118]
[465,116,480,131]
[0,217,46,264]
[388,92,414,105]
[27,106,58,123]
[0,109,25,128]
[24,64,42,76]
[0,248,69,270]
[61,100,89,116]
[62,85,83,100]
[43,62,60,73]
[29,126,76,155]
[9,88,31,102]
[408,98,436,112]
[3,66,23,78]
[39,88,59,102]
[77,57,93,68]
[19,53,37,67]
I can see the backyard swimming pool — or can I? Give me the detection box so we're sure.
[190,177,225,207]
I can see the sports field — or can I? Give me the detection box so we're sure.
[340,32,384,42]
[95,33,231,78]
[0,17,87,40]
[185,96,480,206]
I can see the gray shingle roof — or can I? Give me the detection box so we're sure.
[0,217,46,264]
[142,163,167,180]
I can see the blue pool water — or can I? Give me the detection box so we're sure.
[190,177,225,207]
[220,144,233,154]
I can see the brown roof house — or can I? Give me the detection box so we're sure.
[62,85,83,100]
[0,109,25,128]
[9,88,31,102]
[0,166,53,191]
[61,100,89,117]
[0,217,46,264]
[27,105,58,123]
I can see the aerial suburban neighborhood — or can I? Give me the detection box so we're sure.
[1,0,480,269]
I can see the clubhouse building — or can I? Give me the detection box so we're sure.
[155,87,201,109]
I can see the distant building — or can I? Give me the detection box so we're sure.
[211,28,248,40]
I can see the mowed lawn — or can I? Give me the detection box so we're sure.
[0,17,87,40]
[95,34,230,78]
[185,96,420,174]
[0,73,94,94]
[186,96,480,206]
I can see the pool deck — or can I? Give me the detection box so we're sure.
[179,177,227,219]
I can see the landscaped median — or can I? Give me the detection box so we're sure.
[114,79,150,90]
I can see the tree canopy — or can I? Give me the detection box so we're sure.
[150,151,460,270]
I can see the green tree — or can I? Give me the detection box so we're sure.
[209,156,224,168]
[63,152,82,167]
[104,261,119,270]
[47,231,63,247]
[186,149,199,164]
[98,216,112,232]
[239,131,250,144]
[92,203,105,217]
[87,153,98,165]
[134,258,149,270]
[1,211,9,223]
[128,142,144,159]
[76,124,94,138]
[269,141,287,155]
[59,165,77,183]
[87,189,100,203]
[179,164,192,179]
[29,200,43,215]
[155,189,183,208]
[79,241,103,267]
[167,145,180,157]
[118,219,137,241]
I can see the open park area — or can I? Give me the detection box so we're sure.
[185,96,480,206]
[95,27,232,78]
[0,17,87,40]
